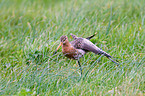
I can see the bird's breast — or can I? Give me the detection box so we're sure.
[62,46,77,59]
[62,46,85,60]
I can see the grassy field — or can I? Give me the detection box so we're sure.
[0,0,145,95]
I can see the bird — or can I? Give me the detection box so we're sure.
[53,33,119,75]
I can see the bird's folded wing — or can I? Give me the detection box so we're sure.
[82,39,112,58]
[82,39,103,54]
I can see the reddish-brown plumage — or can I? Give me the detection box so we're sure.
[61,38,80,59]
[62,44,77,59]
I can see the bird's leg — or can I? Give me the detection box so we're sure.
[77,60,82,76]
[86,32,97,40]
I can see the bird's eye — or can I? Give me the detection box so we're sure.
[63,38,66,41]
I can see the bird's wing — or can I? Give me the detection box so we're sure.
[81,38,108,55]
[86,32,97,40]
[81,38,119,65]
[70,33,78,40]
[71,37,112,58]
[71,37,119,65]
[71,32,97,40]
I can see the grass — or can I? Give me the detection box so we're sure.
[0,0,145,95]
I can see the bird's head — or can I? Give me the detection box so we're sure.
[53,35,68,55]
[60,35,68,44]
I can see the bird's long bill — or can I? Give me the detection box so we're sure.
[53,42,62,55]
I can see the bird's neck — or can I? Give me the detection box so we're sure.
[62,40,71,47]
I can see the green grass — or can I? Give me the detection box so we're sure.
[0,0,145,95]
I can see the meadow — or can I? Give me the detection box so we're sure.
[0,0,145,95]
